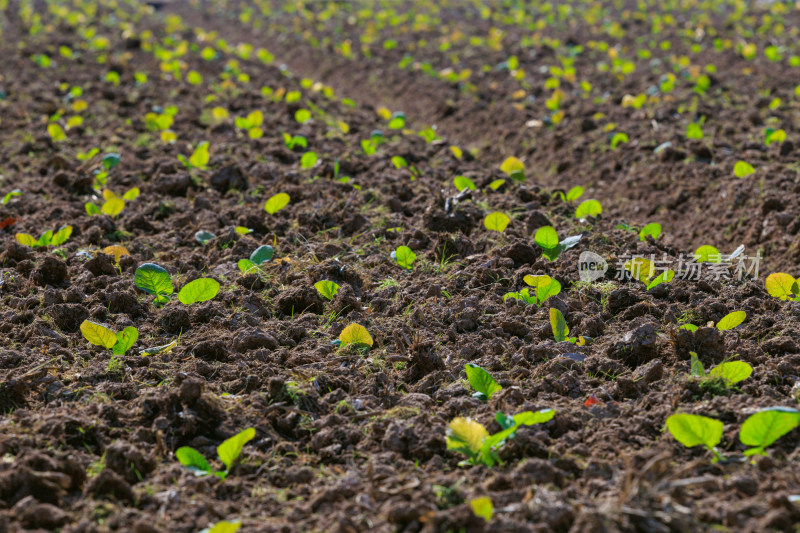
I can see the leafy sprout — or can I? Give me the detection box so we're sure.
[549,308,585,345]
[314,280,340,300]
[446,410,555,467]
[464,364,501,402]
[734,161,755,178]
[666,413,724,462]
[238,245,274,273]
[176,428,255,481]
[765,273,800,301]
[339,323,373,349]
[265,193,290,215]
[484,212,510,233]
[499,156,525,181]
[80,320,138,356]
[391,246,416,270]
[178,141,210,171]
[178,278,220,305]
[16,225,72,248]
[739,407,800,456]
[575,199,602,219]
[504,275,561,307]
[689,352,753,392]
[639,223,662,241]
[453,176,476,191]
[534,226,582,261]
[134,263,174,306]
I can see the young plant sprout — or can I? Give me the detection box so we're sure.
[80,320,138,355]
[484,212,510,233]
[265,193,290,215]
[314,280,340,300]
[176,428,255,480]
[391,246,416,270]
[338,323,373,349]
[238,245,274,273]
[689,352,752,392]
[16,225,72,248]
[464,363,501,402]
[446,409,555,467]
[666,413,724,462]
[504,275,561,306]
[549,308,585,345]
[534,226,581,261]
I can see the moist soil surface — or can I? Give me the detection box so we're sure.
[1,0,800,532]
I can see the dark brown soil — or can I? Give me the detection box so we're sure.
[0,0,799,532]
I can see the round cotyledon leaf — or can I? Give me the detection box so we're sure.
[765,273,796,300]
[249,245,274,265]
[446,417,488,459]
[484,212,510,233]
[666,413,723,451]
[339,323,373,348]
[178,278,220,305]
[134,263,174,299]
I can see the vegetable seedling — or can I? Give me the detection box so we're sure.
[553,185,584,203]
[134,263,174,306]
[666,413,724,462]
[391,246,416,270]
[575,199,602,219]
[339,323,373,349]
[16,225,72,248]
[1,189,21,205]
[238,245,274,273]
[464,364,501,402]
[689,352,752,392]
[265,193,290,215]
[178,278,220,305]
[176,427,255,480]
[765,273,800,301]
[504,275,561,307]
[739,407,800,456]
[549,308,585,344]
[178,141,210,171]
[499,156,525,181]
[470,497,493,522]
[195,230,216,245]
[639,223,662,241]
[80,320,138,356]
[446,409,555,467]
[314,280,340,300]
[534,226,582,261]
[484,212,510,233]
[453,176,476,191]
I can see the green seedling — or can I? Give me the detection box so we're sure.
[689,352,752,392]
[739,407,800,456]
[469,497,493,523]
[534,226,582,261]
[314,280,340,300]
[499,156,525,181]
[134,263,174,306]
[734,161,754,178]
[504,275,561,307]
[238,245,274,273]
[694,245,721,263]
[686,121,704,139]
[338,323,373,349]
[553,185,584,203]
[391,246,416,270]
[178,141,210,171]
[464,363,501,402]
[1,189,21,205]
[265,193,290,215]
[178,278,220,305]
[666,413,724,462]
[80,320,138,356]
[682,310,747,332]
[234,110,263,139]
[765,128,786,146]
[388,111,405,129]
[176,427,255,481]
[200,521,241,533]
[446,409,555,467]
[295,108,312,124]
[195,230,216,245]
[639,222,662,241]
[610,132,628,149]
[16,225,72,248]
[575,199,602,219]
[453,176,476,191]
[483,212,510,233]
[300,151,318,169]
[86,188,139,217]
[765,272,800,301]
[282,133,307,150]
[549,308,585,344]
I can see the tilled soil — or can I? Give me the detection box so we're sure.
[0,0,799,532]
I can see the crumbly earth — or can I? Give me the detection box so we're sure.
[0,0,799,532]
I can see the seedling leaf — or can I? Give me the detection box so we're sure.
[453,176,476,191]
[639,223,662,241]
[765,273,797,300]
[446,417,488,460]
[195,230,216,245]
[265,193,290,215]
[575,199,602,219]
[666,413,723,454]
[708,361,752,385]
[134,263,174,305]
[175,447,212,475]
[205,521,242,533]
[739,408,800,456]
[484,212,510,232]
[535,226,559,250]
[112,327,138,356]
[314,280,340,300]
[178,278,220,305]
[80,320,118,349]
[465,364,502,401]
[339,323,373,348]
[566,186,584,202]
[51,226,72,246]
[694,245,721,263]
[470,497,493,522]
[250,245,274,265]
[549,308,569,342]
[716,311,745,331]
[392,246,416,269]
[734,161,754,178]
[217,427,256,471]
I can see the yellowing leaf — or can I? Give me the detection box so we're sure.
[15,233,37,246]
[339,323,373,347]
[716,311,745,331]
[446,417,488,458]
[102,198,125,216]
[80,320,118,349]
[523,275,552,288]
[500,156,524,177]
[470,497,493,522]
[484,212,510,232]
[766,273,796,300]
[103,245,130,263]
